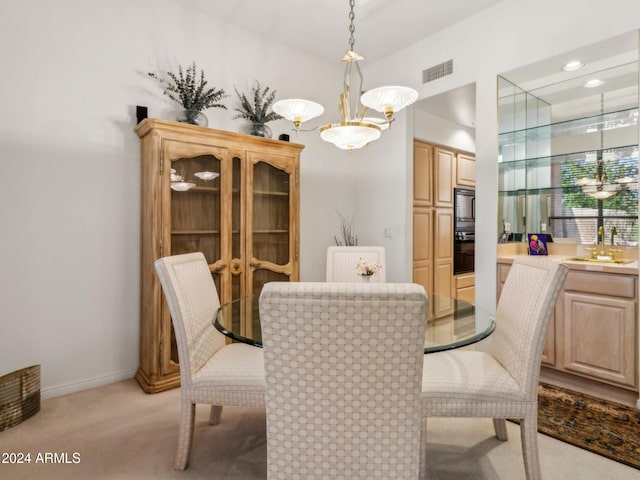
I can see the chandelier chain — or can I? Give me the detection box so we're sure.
[348,0,356,51]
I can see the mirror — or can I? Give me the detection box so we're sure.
[497,31,639,246]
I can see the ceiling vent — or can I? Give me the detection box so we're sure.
[422,59,453,84]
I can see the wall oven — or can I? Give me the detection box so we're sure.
[454,188,475,274]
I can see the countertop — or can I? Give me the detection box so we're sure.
[497,254,639,275]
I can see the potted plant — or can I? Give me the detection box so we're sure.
[233,81,282,138]
[148,62,228,126]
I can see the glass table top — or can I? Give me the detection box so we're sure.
[214,293,495,354]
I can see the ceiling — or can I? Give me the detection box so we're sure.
[175,0,502,63]
[173,1,637,129]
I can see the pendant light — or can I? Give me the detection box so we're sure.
[273,0,418,152]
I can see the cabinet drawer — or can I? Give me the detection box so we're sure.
[564,271,636,298]
[456,273,475,289]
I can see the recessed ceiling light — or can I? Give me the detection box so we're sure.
[562,60,585,72]
[584,79,603,88]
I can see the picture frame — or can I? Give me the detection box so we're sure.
[528,233,549,256]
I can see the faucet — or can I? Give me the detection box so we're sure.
[611,226,617,247]
[598,226,605,255]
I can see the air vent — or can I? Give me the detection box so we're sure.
[422,59,453,84]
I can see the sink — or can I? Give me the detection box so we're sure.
[566,257,634,265]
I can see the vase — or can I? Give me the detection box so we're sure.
[175,109,208,127]
[361,275,371,283]
[242,123,272,138]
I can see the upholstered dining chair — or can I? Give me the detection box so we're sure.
[326,245,386,282]
[260,282,428,480]
[420,256,568,480]
[154,252,265,470]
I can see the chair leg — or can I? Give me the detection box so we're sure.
[493,418,508,441]
[520,413,541,480]
[174,400,196,471]
[209,405,222,425]
[419,418,427,480]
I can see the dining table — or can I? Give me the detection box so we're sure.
[214,293,495,353]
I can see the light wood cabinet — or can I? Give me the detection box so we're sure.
[413,140,475,300]
[433,146,454,207]
[561,271,637,389]
[456,153,476,188]
[455,273,475,304]
[497,261,638,392]
[134,119,303,393]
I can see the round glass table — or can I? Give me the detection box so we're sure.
[214,293,495,353]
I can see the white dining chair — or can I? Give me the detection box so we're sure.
[326,245,386,282]
[154,252,265,470]
[420,255,568,480]
[260,281,428,479]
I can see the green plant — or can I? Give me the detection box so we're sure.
[233,81,283,124]
[148,62,228,112]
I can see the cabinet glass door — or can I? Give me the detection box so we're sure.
[247,153,298,295]
[163,142,227,374]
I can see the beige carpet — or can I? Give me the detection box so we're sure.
[0,379,639,480]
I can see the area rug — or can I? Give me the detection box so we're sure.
[536,382,640,469]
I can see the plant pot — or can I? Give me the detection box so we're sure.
[175,109,208,127]
[242,123,272,138]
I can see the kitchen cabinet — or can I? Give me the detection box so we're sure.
[455,273,475,304]
[497,259,638,401]
[413,140,475,300]
[134,119,303,393]
[456,153,476,188]
[561,271,637,389]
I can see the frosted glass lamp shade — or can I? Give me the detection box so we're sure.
[273,99,324,127]
[320,122,381,151]
[361,86,419,115]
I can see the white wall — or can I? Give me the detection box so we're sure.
[414,109,476,153]
[355,0,640,312]
[0,0,351,397]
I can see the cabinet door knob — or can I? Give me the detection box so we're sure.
[213,263,227,272]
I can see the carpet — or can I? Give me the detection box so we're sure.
[536,382,640,470]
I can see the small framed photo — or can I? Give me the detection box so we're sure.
[528,233,548,256]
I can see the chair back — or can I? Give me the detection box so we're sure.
[260,281,427,480]
[491,256,568,400]
[154,252,227,386]
[326,246,386,282]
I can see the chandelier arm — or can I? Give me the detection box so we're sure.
[354,60,365,120]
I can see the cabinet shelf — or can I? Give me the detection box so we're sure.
[499,107,638,138]
[253,229,289,234]
[171,230,220,235]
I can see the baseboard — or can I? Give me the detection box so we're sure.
[41,369,137,399]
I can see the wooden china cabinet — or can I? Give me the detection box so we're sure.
[134,119,303,393]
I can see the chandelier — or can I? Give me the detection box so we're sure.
[575,94,635,199]
[273,0,418,151]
